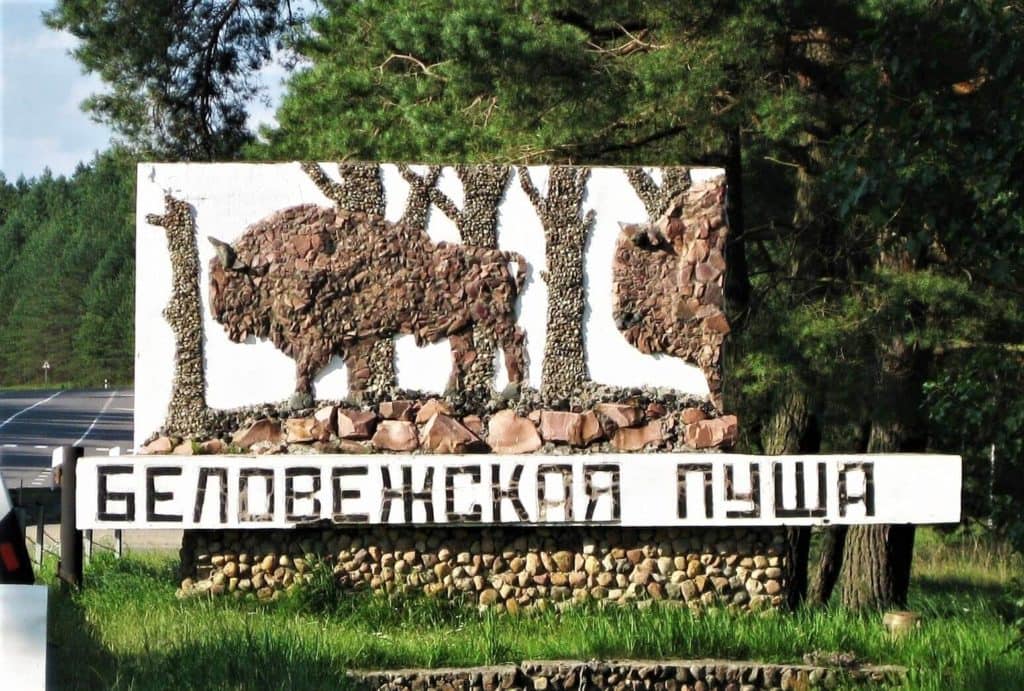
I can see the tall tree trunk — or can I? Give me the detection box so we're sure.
[839,339,929,611]
[839,521,897,610]
[145,195,213,435]
[807,525,848,606]
[807,421,869,606]
[761,383,819,609]
[723,127,751,324]
[761,385,814,455]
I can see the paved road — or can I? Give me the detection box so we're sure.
[0,388,134,490]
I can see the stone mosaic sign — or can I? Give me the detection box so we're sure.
[76,454,960,530]
[135,163,731,448]
[119,161,963,609]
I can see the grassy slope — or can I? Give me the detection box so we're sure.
[45,529,1023,690]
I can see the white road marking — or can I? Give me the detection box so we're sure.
[2,444,16,448]
[32,445,48,450]
[74,389,119,446]
[95,447,109,452]
[0,390,63,432]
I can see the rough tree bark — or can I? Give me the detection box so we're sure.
[761,383,819,609]
[806,422,869,606]
[807,525,848,606]
[723,127,751,327]
[839,333,930,611]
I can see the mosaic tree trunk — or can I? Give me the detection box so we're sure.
[625,167,692,219]
[302,162,395,398]
[396,165,442,229]
[518,166,594,403]
[403,164,512,394]
[430,165,511,248]
[301,162,385,216]
[145,195,212,435]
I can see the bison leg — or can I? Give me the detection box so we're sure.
[498,326,527,384]
[293,340,333,409]
[447,332,476,393]
[344,340,376,396]
[697,340,724,412]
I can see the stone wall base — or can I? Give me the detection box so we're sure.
[351,660,906,690]
[180,526,790,611]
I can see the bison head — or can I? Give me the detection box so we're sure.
[207,236,271,342]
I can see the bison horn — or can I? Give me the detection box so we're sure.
[207,236,246,270]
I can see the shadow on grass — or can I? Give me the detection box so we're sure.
[49,588,360,691]
[48,555,361,690]
[906,655,1024,691]
[109,632,359,690]
[913,576,1007,601]
[47,583,117,691]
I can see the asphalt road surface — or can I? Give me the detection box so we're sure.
[0,388,134,490]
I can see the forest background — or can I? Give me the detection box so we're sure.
[1,0,1022,611]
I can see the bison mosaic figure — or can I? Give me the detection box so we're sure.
[612,179,730,409]
[208,205,527,401]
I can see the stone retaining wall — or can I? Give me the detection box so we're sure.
[179,526,791,611]
[351,659,907,690]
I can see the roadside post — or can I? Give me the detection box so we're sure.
[58,445,84,588]
[35,503,44,566]
[42,360,50,385]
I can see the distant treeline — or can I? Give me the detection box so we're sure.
[0,149,134,387]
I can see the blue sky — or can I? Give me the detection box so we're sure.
[0,0,286,181]
[1,1,111,180]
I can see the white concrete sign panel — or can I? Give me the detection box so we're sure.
[76,454,961,530]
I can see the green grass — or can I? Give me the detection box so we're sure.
[43,530,1024,690]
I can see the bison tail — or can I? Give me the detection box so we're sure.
[505,251,528,294]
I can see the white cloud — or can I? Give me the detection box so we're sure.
[1,135,98,178]
[1,4,112,179]
[5,28,78,57]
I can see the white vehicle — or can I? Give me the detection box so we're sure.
[1,481,48,689]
